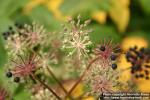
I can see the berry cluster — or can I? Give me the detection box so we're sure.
[126,46,150,80]
[2,23,23,40]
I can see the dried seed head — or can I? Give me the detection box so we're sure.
[62,16,92,60]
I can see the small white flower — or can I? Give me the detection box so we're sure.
[62,15,92,59]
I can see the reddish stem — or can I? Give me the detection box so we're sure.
[65,57,99,98]
[46,66,68,94]
[30,73,61,100]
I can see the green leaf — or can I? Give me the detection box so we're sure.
[60,0,110,16]
[27,6,61,31]
[13,88,31,100]
[89,24,121,43]
[139,0,150,15]
[0,0,28,17]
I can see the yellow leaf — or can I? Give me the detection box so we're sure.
[61,80,84,98]
[46,0,66,20]
[120,0,130,6]
[23,0,46,14]
[92,11,107,24]
[82,96,95,100]
[137,73,150,92]
[46,0,63,11]
[71,83,84,98]
[121,36,148,51]
[118,54,132,82]
[109,0,130,32]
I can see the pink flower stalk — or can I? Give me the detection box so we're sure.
[94,39,121,68]
[8,53,39,82]
[91,75,114,94]
[0,86,9,100]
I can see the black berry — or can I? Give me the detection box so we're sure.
[15,22,23,29]
[139,74,144,78]
[14,77,20,83]
[135,74,139,79]
[9,26,13,30]
[6,71,12,78]
[111,63,117,70]
[145,76,149,80]
[100,46,105,51]
[110,54,117,61]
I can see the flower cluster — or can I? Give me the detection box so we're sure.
[2,16,149,99]
[84,62,121,96]
[31,88,57,100]
[62,15,92,60]
[6,53,40,83]
[2,22,48,57]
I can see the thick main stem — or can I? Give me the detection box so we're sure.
[65,57,99,98]
[30,73,61,100]
[46,66,68,94]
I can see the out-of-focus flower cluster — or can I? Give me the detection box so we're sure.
[84,63,120,96]
[3,22,48,57]
[31,88,57,100]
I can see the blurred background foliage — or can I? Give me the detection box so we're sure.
[0,0,150,99]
